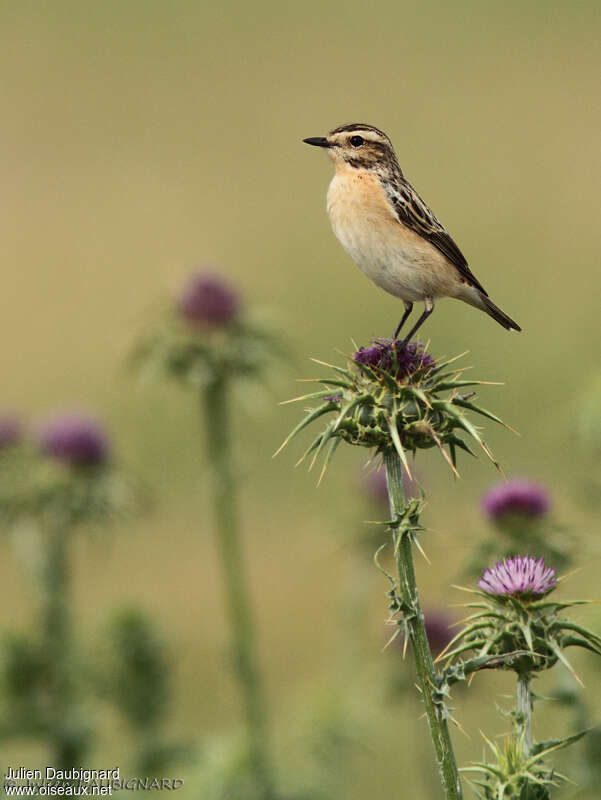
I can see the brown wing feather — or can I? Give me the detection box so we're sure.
[383,178,488,297]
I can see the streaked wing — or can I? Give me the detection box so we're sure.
[383,178,488,296]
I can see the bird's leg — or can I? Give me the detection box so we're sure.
[401,298,434,346]
[392,301,413,340]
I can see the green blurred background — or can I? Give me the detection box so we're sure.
[2,1,601,796]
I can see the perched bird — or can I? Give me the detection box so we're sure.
[303,123,521,341]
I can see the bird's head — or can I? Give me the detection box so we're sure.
[303,123,399,173]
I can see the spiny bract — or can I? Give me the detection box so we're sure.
[278,339,508,478]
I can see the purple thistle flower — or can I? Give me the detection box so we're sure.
[0,415,23,450]
[353,339,434,379]
[38,413,109,467]
[482,479,550,521]
[177,270,240,326]
[478,555,557,598]
[323,393,342,404]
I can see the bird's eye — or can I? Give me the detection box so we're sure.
[349,135,364,147]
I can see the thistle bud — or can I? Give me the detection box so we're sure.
[132,269,281,390]
[38,413,109,468]
[482,480,550,523]
[177,271,240,327]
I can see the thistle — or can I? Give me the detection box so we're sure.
[103,609,189,775]
[279,339,512,800]
[462,731,587,800]
[132,269,281,800]
[465,478,574,579]
[0,412,138,769]
[442,556,601,798]
[482,480,550,523]
[442,555,601,678]
[278,339,506,479]
[131,270,283,390]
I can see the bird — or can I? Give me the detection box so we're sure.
[303,123,521,342]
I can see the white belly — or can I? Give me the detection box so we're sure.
[326,173,440,303]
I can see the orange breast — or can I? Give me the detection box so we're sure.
[326,169,461,300]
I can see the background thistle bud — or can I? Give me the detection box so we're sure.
[473,479,574,574]
[423,609,456,656]
[132,268,283,390]
[0,410,138,530]
[38,412,109,468]
[478,556,557,598]
[177,270,240,327]
[482,480,550,523]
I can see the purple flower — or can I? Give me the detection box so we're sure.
[423,609,455,655]
[353,339,434,379]
[177,270,240,326]
[0,415,23,450]
[478,556,557,598]
[363,466,418,505]
[38,413,109,467]
[482,479,550,521]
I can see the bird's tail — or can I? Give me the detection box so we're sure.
[479,294,521,332]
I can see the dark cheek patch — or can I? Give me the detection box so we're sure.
[346,157,372,169]
[345,144,382,169]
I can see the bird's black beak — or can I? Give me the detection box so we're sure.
[303,136,331,148]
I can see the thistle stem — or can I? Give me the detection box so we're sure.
[204,375,276,800]
[42,524,84,768]
[384,450,463,800]
[517,672,533,755]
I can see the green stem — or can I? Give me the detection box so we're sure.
[384,450,463,800]
[42,524,83,768]
[517,672,533,755]
[204,375,276,800]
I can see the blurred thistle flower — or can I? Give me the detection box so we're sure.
[482,479,550,522]
[0,415,23,450]
[423,609,455,656]
[279,339,508,478]
[132,269,283,796]
[132,269,283,390]
[177,270,240,327]
[478,556,557,599]
[0,411,139,530]
[38,413,109,467]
